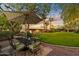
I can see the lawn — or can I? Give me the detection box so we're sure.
[37,32,79,47]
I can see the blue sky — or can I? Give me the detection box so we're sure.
[47,4,63,26]
[48,4,62,17]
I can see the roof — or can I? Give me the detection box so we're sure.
[2,11,42,24]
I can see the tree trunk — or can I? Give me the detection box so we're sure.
[27,24,30,31]
[49,21,52,31]
[43,20,47,32]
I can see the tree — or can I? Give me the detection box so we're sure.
[0,4,51,50]
[59,4,79,32]
[0,9,22,50]
[7,3,51,31]
[36,4,51,31]
[0,9,21,33]
[49,17,54,31]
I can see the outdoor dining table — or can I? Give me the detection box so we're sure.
[13,36,41,55]
[13,36,40,50]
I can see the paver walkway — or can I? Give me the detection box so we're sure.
[16,43,79,56]
[1,40,79,56]
[41,43,79,56]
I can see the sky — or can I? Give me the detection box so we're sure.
[48,4,62,17]
[47,4,64,26]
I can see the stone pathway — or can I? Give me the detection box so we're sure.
[40,43,79,56]
[1,40,79,56]
[0,40,9,48]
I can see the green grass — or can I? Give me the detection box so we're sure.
[37,32,79,47]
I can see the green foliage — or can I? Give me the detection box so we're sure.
[37,4,51,19]
[37,32,79,47]
[8,4,51,19]
[0,15,6,25]
[8,3,23,11]
[0,31,14,37]
[26,4,37,12]
[60,4,79,23]
[0,31,15,41]
[0,14,21,33]
[59,4,79,30]
[0,15,9,30]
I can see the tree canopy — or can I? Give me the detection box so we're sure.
[0,3,51,19]
[59,4,79,30]
[60,4,79,23]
